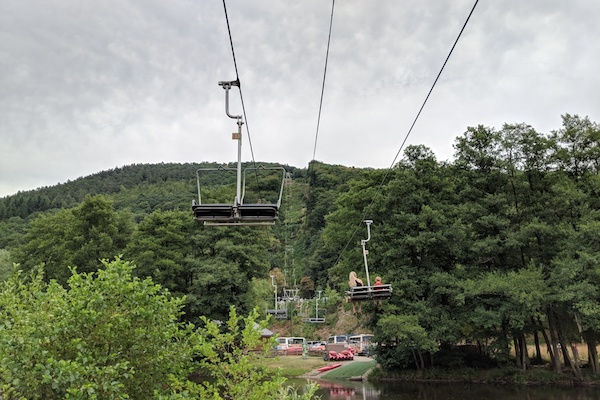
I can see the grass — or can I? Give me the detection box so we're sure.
[512,342,599,363]
[322,361,377,379]
[258,355,328,377]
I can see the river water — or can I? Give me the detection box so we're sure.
[296,379,600,400]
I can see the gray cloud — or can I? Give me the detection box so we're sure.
[1,0,599,196]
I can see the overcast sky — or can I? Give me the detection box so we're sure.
[1,0,599,197]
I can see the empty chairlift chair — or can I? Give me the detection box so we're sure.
[266,274,288,319]
[346,220,393,302]
[191,79,286,226]
[302,290,325,323]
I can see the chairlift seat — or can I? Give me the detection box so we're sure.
[192,203,279,225]
[238,204,279,220]
[192,204,234,221]
[266,309,287,319]
[302,317,325,323]
[346,284,392,302]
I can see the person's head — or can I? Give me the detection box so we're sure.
[375,276,382,283]
[349,271,358,285]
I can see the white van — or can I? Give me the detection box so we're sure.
[327,335,348,345]
[348,334,374,355]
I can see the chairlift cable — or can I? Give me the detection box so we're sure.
[331,0,480,269]
[311,0,336,161]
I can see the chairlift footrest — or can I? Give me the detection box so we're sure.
[346,284,392,302]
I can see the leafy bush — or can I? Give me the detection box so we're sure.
[192,308,318,400]
[0,258,195,399]
[0,258,318,400]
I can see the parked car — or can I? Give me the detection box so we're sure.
[307,340,326,351]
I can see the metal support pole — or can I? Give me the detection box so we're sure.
[270,275,277,311]
[219,80,244,209]
[235,118,243,207]
[361,220,373,287]
[315,290,321,319]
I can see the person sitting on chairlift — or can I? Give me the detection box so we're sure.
[373,276,383,306]
[348,271,363,313]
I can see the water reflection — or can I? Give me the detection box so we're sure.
[312,380,380,400]
[301,379,600,400]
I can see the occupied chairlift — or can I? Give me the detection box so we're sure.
[266,274,287,319]
[302,290,325,323]
[346,220,393,301]
[192,79,286,226]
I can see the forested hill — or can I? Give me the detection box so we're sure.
[0,161,303,220]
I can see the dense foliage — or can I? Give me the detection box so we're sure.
[1,113,599,383]
[0,259,194,398]
[0,259,317,399]
[320,115,600,376]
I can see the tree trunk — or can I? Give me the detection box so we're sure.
[557,325,581,380]
[542,329,561,374]
[520,334,530,370]
[533,329,543,364]
[412,349,420,370]
[417,350,425,370]
[587,339,599,375]
[545,313,562,373]
[501,321,511,362]
[513,336,522,369]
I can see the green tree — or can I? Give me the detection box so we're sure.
[0,258,195,399]
[375,314,436,370]
[0,249,13,281]
[125,210,194,297]
[13,195,132,283]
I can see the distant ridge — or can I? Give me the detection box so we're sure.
[0,161,301,220]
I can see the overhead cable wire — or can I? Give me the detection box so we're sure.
[331,0,480,269]
[312,0,336,162]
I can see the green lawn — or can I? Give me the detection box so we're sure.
[322,361,377,379]
[258,356,328,377]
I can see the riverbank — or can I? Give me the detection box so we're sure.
[258,355,329,377]
[259,355,378,381]
[369,366,600,386]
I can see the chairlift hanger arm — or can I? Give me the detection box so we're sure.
[219,79,242,120]
[191,79,286,226]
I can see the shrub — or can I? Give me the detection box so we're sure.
[0,258,195,399]
[0,258,319,400]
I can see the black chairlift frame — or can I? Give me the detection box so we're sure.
[346,220,393,302]
[192,79,286,226]
[302,317,325,323]
[266,309,288,319]
[265,275,288,319]
[302,290,325,323]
